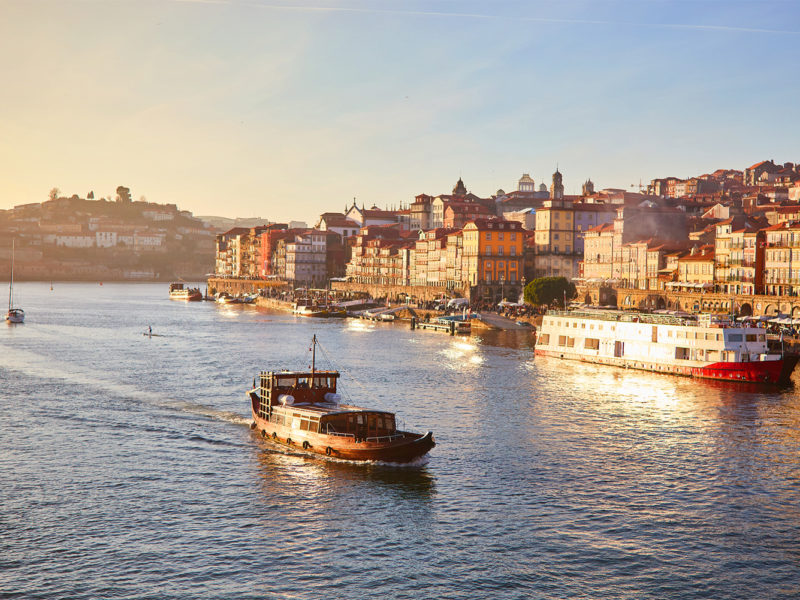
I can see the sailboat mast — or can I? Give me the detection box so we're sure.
[8,239,14,311]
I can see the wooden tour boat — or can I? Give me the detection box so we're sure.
[248,335,435,462]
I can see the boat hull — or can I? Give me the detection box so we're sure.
[5,309,24,324]
[534,348,796,385]
[251,411,435,463]
[170,291,202,301]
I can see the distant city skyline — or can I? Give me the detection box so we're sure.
[2,0,798,222]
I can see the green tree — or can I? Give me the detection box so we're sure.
[523,276,576,307]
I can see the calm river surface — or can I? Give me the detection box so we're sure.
[3,283,800,599]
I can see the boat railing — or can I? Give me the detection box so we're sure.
[325,431,355,439]
[366,433,405,443]
[546,309,745,328]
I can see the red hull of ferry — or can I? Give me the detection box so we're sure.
[692,356,798,384]
[534,350,798,385]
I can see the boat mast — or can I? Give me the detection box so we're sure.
[8,239,14,311]
[311,334,317,382]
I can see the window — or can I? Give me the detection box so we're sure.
[498,247,504,256]
[584,338,600,349]
[498,232,504,240]
[728,334,743,342]
[485,232,491,240]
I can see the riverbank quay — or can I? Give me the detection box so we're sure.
[207,277,288,297]
[581,285,800,319]
[254,296,294,312]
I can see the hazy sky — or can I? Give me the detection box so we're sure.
[2,0,799,222]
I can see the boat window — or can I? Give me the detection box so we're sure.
[676,347,690,360]
[276,377,295,387]
[746,334,757,342]
[584,338,600,350]
[566,337,575,348]
[716,334,721,341]
[758,334,765,341]
[581,323,585,329]
[590,324,594,330]
[558,335,567,346]
[537,333,550,345]
[728,334,743,342]
[668,330,673,337]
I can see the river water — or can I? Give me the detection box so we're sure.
[2,283,800,599]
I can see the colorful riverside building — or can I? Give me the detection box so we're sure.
[763,221,800,297]
[462,218,524,300]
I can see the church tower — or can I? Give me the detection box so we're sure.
[452,177,467,196]
[582,178,595,196]
[550,169,564,200]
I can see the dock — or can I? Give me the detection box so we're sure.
[411,316,471,335]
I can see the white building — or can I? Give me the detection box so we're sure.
[95,231,118,248]
[286,230,328,285]
[55,235,95,248]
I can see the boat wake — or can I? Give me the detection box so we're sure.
[0,346,251,428]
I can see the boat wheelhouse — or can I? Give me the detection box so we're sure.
[535,310,797,384]
[248,337,435,462]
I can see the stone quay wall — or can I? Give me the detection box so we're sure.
[330,281,469,302]
[207,277,288,296]
[579,285,800,318]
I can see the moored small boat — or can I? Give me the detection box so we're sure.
[169,282,202,301]
[248,335,435,462]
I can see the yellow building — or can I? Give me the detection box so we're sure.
[462,218,524,300]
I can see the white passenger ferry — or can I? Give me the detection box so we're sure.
[535,309,797,384]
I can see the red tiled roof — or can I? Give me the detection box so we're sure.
[585,222,614,233]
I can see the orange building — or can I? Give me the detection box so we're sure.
[462,218,524,300]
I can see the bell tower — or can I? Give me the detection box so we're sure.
[550,168,564,200]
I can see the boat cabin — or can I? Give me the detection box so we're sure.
[254,369,398,441]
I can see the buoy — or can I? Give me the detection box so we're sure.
[325,447,333,456]
[302,441,310,450]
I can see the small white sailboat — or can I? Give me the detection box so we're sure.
[6,240,24,324]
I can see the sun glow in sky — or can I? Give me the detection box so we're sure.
[2,0,799,222]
